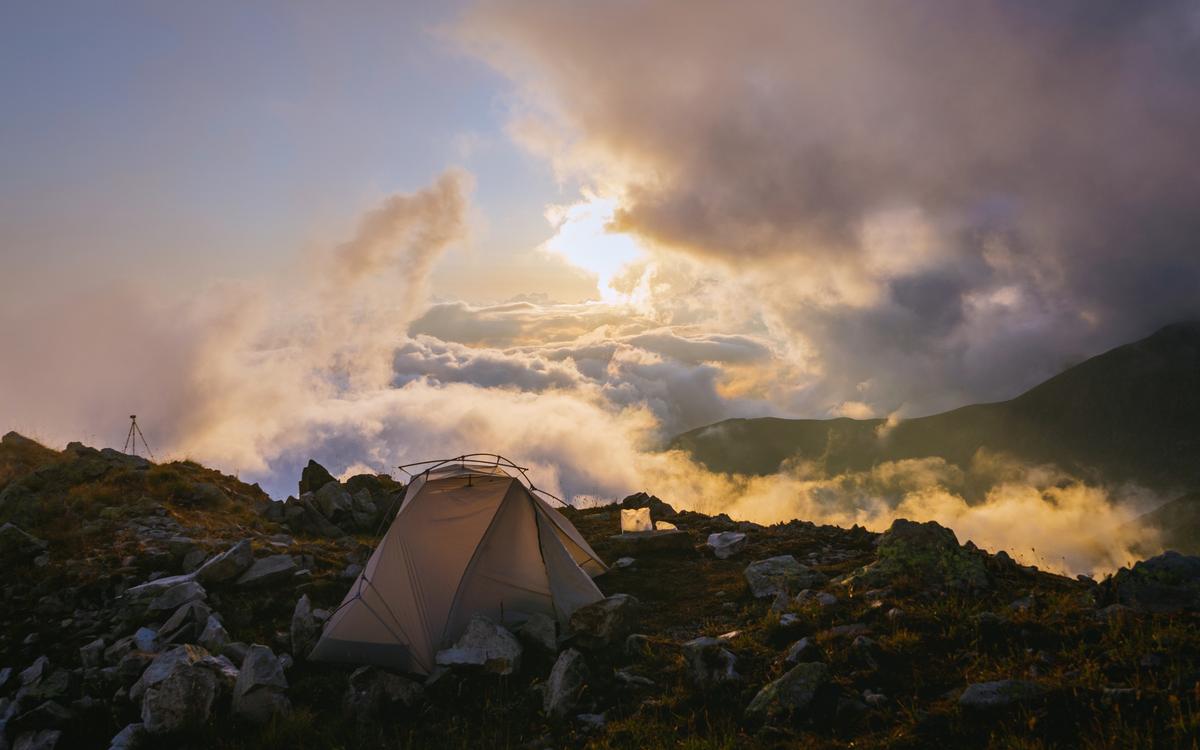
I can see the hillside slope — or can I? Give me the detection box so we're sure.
[672,322,1200,490]
[1,434,1199,749]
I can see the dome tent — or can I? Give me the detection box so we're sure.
[309,456,606,674]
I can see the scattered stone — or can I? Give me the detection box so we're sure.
[745,662,830,721]
[682,637,740,687]
[434,616,522,675]
[198,617,230,654]
[159,601,212,644]
[147,581,207,614]
[515,613,557,655]
[124,574,196,601]
[614,669,655,687]
[795,590,837,608]
[107,723,146,750]
[132,628,159,654]
[340,564,363,581]
[544,649,588,718]
[137,647,221,734]
[958,680,1046,710]
[744,556,828,599]
[827,623,871,640]
[290,595,317,660]
[612,557,636,570]
[785,638,824,664]
[193,540,255,587]
[232,646,290,725]
[705,531,747,560]
[863,689,888,708]
[568,594,640,649]
[19,657,50,687]
[79,639,106,669]
[576,712,606,731]
[235,555,299,589]
[886,607,905,623]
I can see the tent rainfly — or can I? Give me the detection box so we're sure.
[309,458,607,674]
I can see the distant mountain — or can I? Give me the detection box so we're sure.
[671,322,1200,491]
[1133,492,1200,555]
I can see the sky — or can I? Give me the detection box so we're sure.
[3,1,1199,574]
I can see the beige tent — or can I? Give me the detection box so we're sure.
[309,457,606,674]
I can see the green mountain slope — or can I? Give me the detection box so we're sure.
[671,322,1200,490]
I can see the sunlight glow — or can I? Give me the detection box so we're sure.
[543,194,645,302]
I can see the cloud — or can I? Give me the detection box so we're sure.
[459,0,1200,417]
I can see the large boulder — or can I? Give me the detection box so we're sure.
[705,532,747,560]
[682,637,740,687]
[193,540,254,587]
[146,581,207,614]
[298,460,337,496]
[235,555,298,589]
[135,647,221,735]
[290,595,318,659]
[158,601,213,645]
[568,594,640,649]
[1106,552,1200,613]
[232,646,290,725]
[543,649,589,718]
[842,519,989,591]
[313,482,354,519]
[619,492,678,521]
[0,524,47,564]
[745,662,830,722]
[515,613,558,655]
[125,574,195,602]
[743,556,828,598]
[434,616,522,675]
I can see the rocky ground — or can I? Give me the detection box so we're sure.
[1,432,1198,749]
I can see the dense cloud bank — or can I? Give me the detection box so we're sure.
[459,0,1200,416]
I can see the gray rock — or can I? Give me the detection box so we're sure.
[159,601,212,644]
[132,628,159,654]
[744,556,828,598]
[340,563,364,580]
[614,669,655,687]
[313,482,354,519]
[0,667,11,692]
[543,649,588,718]
[434,616,522,675]
[576,712,606,731]
[705,531,747,560]
[222,642,250,665]
[745,662,830,721]
[107,723,146,750]
[235,555,298,589]
[79,639,106,669]
[290,595,317,660]
[612,557,636,570]
[180,549,207,574]
[958,680,1046,709]
[13,731,61,750]
[515,613,557,655]
[136,647,220,734]
[124,574,196,601]
[147,581,207,614]
[193,540,254,587]
[784,637,825,665]
[197,617,229,654]
[841,518,989,591]
[19,657,50,687]
[568,594,640,649]
[232,646,290,724]
[298,459,336,495]
[795,590,837,608]
[682,637,740,687]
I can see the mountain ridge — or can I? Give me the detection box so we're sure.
[671,321,1200,492]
